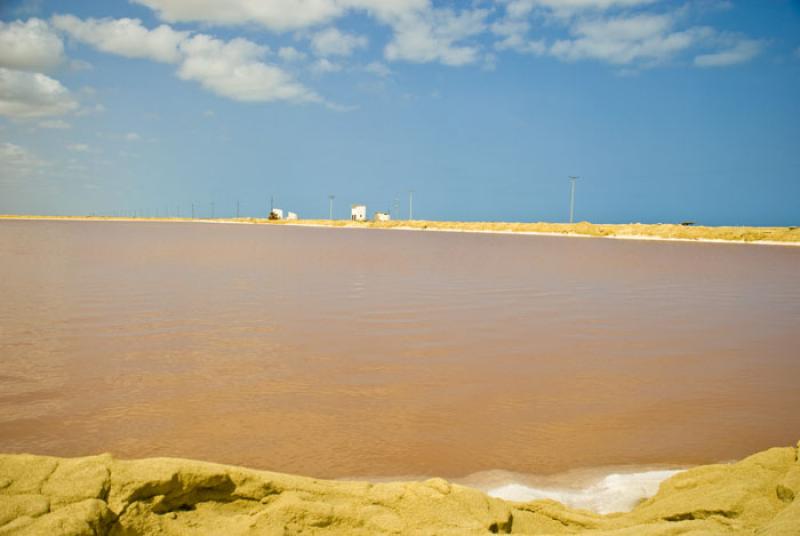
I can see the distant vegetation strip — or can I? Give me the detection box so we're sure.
[2,215,799,244]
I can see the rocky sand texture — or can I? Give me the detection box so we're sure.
[1,443,798,535]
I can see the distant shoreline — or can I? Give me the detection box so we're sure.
[2,215,799,247]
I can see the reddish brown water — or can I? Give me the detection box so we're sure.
[1,220,798,479]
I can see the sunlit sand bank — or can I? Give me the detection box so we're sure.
[1,442,798,534]
[2,215,799,246]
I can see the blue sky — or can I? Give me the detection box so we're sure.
[0,0,798,225]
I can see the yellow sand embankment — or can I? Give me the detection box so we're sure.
[2,215,799,245]
[278,219,800,245]
[1,442,798,535]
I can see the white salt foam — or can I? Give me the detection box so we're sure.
[485,469,682,515]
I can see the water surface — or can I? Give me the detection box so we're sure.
[1,220,798,480]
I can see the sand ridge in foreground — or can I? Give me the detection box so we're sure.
[1,442,798,535]
[2,215,799,246]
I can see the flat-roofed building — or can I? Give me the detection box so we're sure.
[351,205,366,222]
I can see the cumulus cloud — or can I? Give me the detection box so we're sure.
[694,38,764,67]
[178,34,320,103]
[311,58,342,74]
[50,15,321,105]
[311,27,368,57]
[0,142,46,179]
[131,0,344,32]
[132,0,484,67]
[131,0,431,32]
[504,0,657,19]
[0,67,78,118]
[385,7,489,66]
[491,18,545,54]
[278,46,307,62]
[123,0,766,71]
[52,15,188,63]
[0,18,64,71]
[549,13,709,65]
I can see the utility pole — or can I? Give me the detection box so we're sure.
[328,194,335,220]
[191,203,195,219]
[408,190,414,220]
[569,176,579,224]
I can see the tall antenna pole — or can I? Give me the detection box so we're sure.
[236,200,240,218]
[328,194,335,220]
[568,176,579,224]
[191,203,195,219]
[409,190,414,220]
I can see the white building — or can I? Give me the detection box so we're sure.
[269,208,284,220]
[351,204,366,222]
[374,212,391,222]
[286,211,298,220]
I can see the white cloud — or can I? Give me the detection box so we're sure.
[505,0,657,19]
[125,132,141,141]
[38,119,71,129]
[0,67,78,118]
[0,18,64,71]
[178,34,320,103]
[384,7,489,66]
[131,0,431,33]
[67,143,90,152]
[132,0,345,32]
[132,0,484,67]
[278,46,307,62]
[127,0,764,71]
[50,15,321,105]
[311,27,368,57]
[550,13,709,65]
[694,38,764,67]
[52,15,188,63]
[311,58,342,74]
[0,142,46,179]
[491,18,545,54]
[364,61,391,77]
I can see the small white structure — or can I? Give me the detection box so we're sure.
[351,204,366,222]
[286,211,298,220]
[269,208,284,220]
[374,212,391,222]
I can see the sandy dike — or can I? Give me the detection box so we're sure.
[1,442,799,535]
[2,216,799,246]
